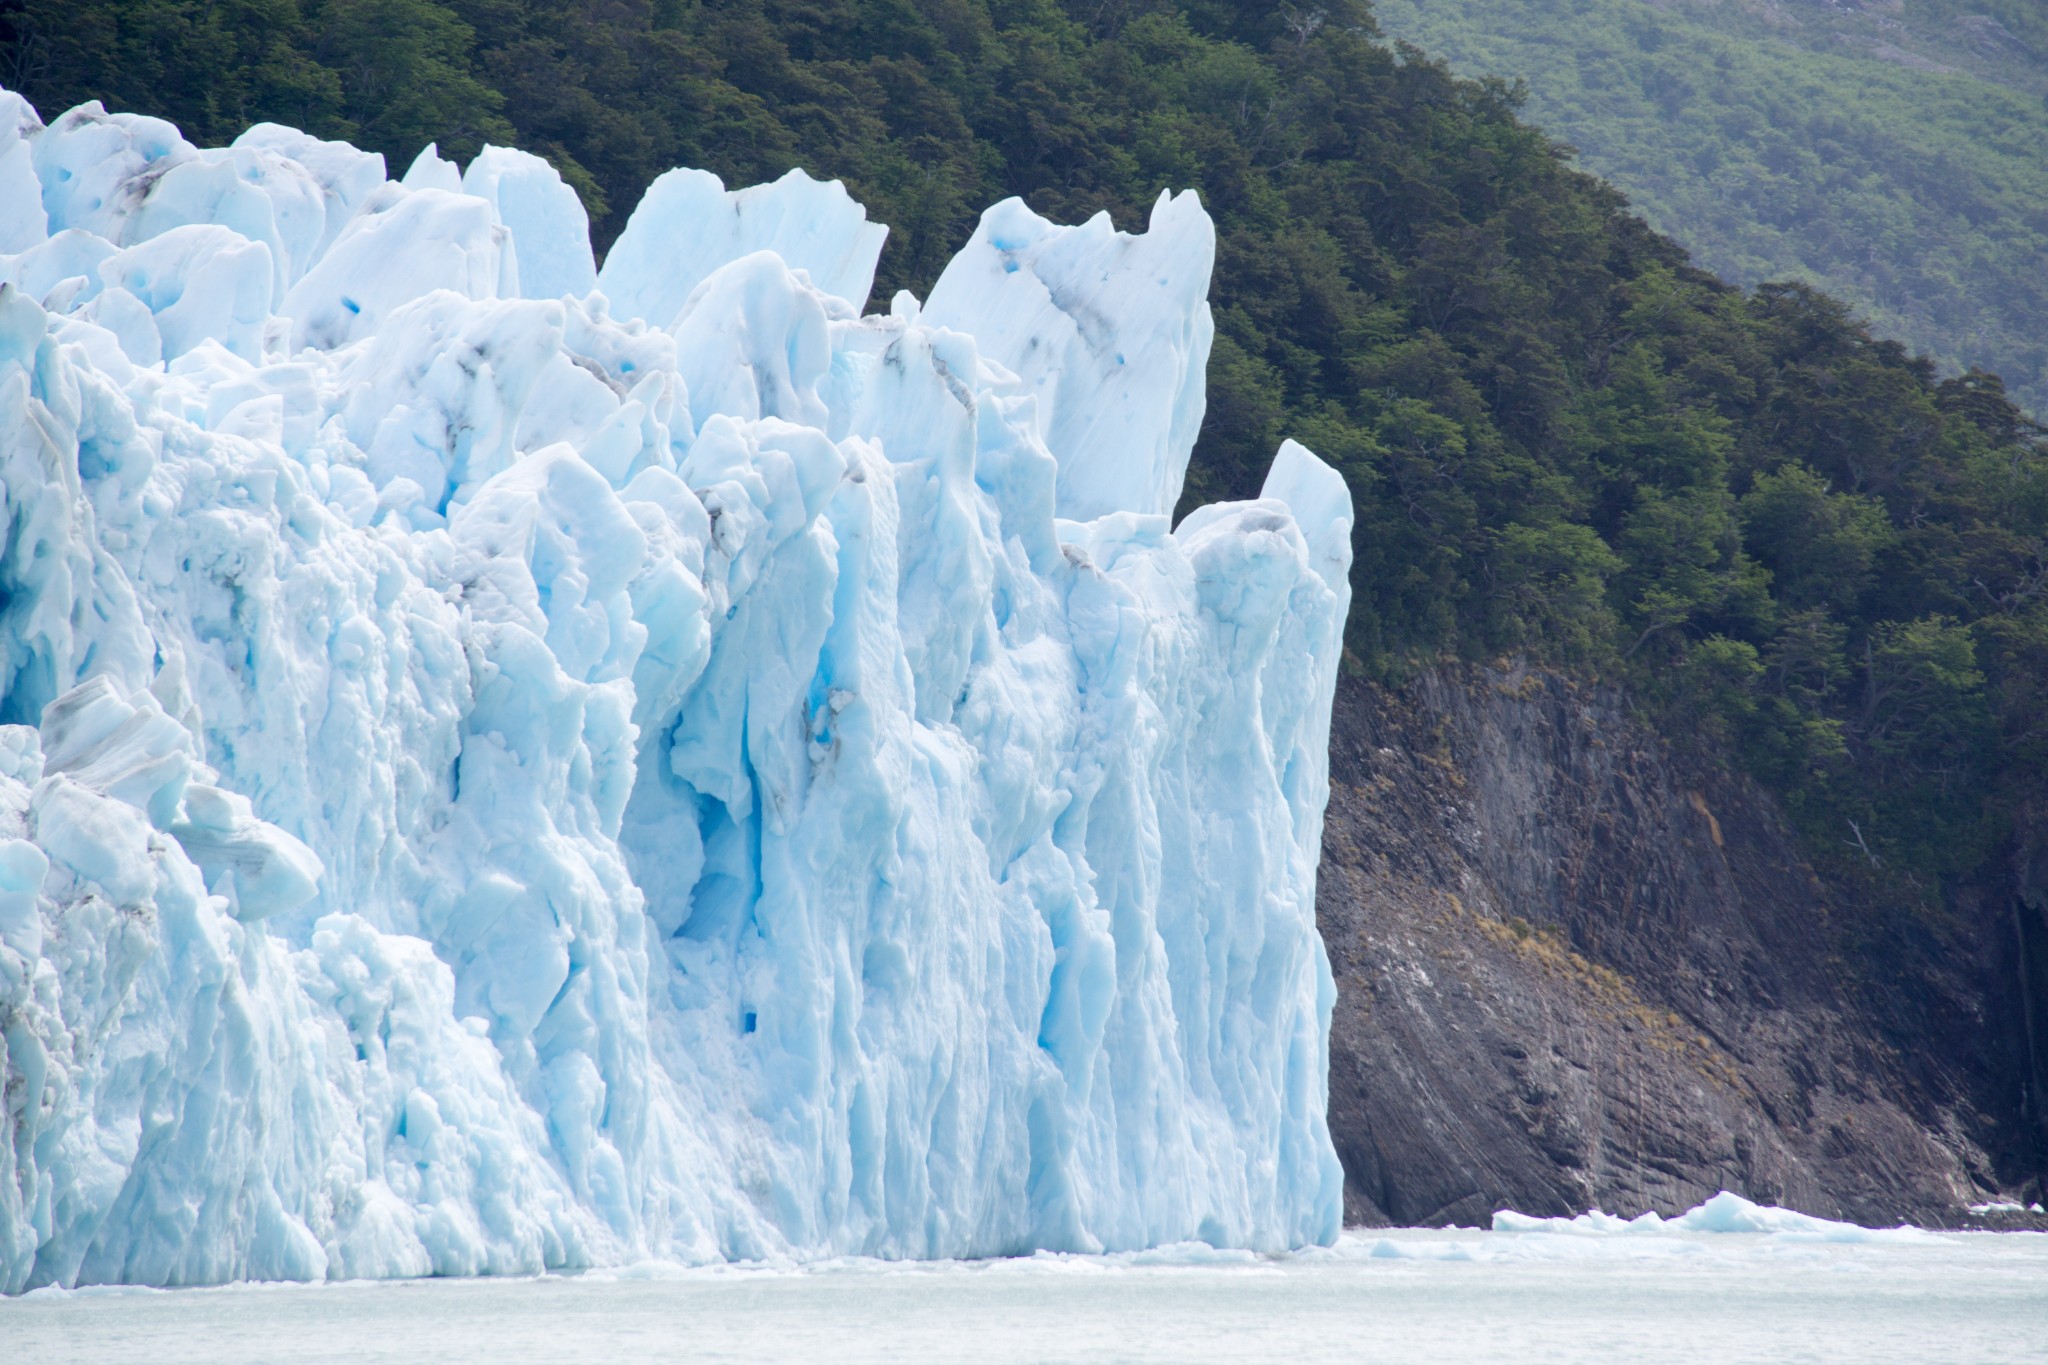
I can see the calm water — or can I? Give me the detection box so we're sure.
[7,1227,2046,1364]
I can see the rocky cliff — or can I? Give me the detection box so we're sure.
[1317,661,2047,1228]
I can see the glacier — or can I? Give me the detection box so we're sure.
[0,87,1352,1291]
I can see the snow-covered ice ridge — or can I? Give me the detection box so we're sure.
[0,89,1353,1290]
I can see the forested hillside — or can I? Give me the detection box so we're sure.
[6,0,2047,911]
[1372,0,2048,417]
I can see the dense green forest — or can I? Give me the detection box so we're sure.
[1372,0,2048,418]
[5,0,2048,908]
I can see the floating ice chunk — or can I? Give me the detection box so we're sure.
[1364,1236,1478,1261]
[1494,1191,1927,1243]
[1493,1206,1669,1235]
[463,146,597,303]
[598,167,888,321]
[1667,1191,1923,1240]
[923,190,1214,521]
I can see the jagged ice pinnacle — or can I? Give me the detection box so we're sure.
[0,87,1353,1290]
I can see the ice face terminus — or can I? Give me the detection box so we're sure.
[0,87,1351,1290]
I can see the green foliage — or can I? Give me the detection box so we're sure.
[6,0,2048,898]
[1738,467,1892,616]
[0,0,513,156]
[1372,0,2048,419]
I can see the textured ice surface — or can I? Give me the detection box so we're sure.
[0,89,1352,1290]
[598,167,889,323]
[923,191,1213,522]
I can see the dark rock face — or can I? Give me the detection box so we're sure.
[1317,662,2045,1228]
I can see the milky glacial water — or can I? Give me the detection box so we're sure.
[7,1228,2045,1364]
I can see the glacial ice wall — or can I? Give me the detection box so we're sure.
[0,89,1352,1290]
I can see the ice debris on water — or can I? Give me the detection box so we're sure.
[1493,1191,1927,1243]
[0,87,1353,1290]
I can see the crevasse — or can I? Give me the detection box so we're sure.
[0,88,1353,1291]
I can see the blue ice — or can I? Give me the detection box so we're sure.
[0,85,1353,1290]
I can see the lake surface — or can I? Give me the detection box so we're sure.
[8,1225,2046,1364]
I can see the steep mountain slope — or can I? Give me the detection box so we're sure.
[1373,0,2048,416]
[1319,662,2046,1226]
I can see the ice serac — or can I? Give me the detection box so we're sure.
[0,85,1351,1292]
[597,166,889,322]
[462,146,599,303]
[923,190,1215,521]
[0,93,48,253]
